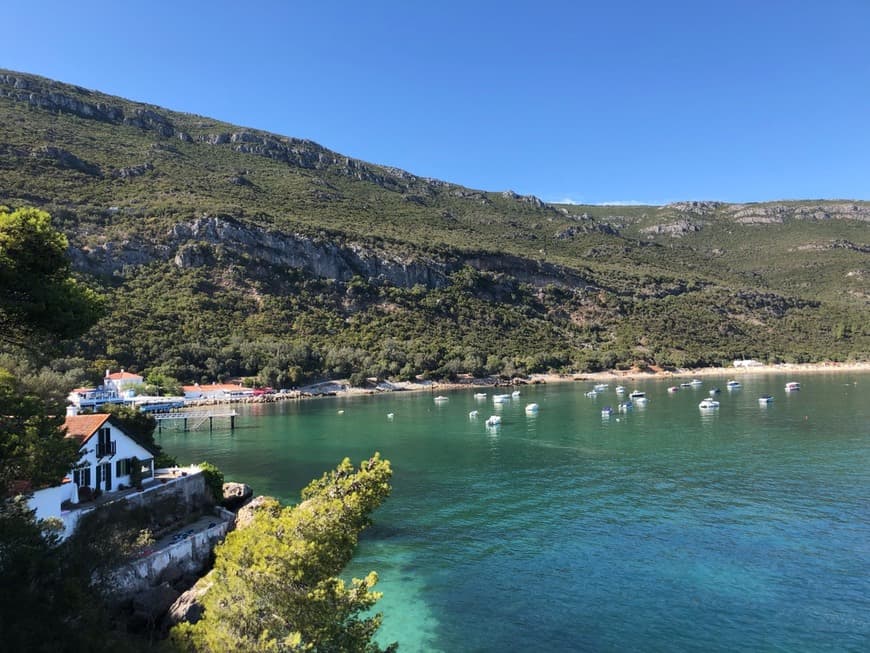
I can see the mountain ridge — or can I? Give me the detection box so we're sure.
[0,68,866,384]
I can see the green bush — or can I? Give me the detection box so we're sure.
[198,461,225,504]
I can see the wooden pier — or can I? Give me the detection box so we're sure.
[154,410,237,433]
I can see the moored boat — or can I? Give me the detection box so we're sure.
[785,382,801,392]
[434,395,449,403]
[601,406,613,417]
[699,398,720,410]
[629,390,645,399]
[726,380,741,389]
[615,386,626,395]
[485,415,501,427]
[758,395,773,404]
[618,401,633,412]
[525,403,539,414]
[668,386,680,393]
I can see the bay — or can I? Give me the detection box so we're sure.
[158,372,870,652]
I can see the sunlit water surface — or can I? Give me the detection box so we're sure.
[160,372,870,652]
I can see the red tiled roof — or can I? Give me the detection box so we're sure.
[63,413,111,445]
[70,387,96,393]
[106,371,142,380]
[183,383,248,392]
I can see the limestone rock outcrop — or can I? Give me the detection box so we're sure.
[221,481,253,510]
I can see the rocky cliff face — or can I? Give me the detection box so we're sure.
[68,215,603,293]
[640,201,870,237]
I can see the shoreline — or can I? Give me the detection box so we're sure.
[184,361,870,408]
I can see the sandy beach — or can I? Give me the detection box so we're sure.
[325,361,870,398]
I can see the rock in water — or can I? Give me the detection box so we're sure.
[221,481,253,510]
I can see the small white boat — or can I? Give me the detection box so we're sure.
[511,390,521,398]
[594,383,609,392]
[709,387,720,395]
[474,392,487,399]
[387,413,394,420]
[615,386,626,395]
[758,395,773,404]
[618,401,633,412]
[493,394,511,404]
[699,398,720,410]
[469,410,479,418]
[585,390,598,398]
[434,395,449,403]
[785,382,801,392]
[524,403,539,414]
[485,415,501,427]
[634,396,648,405]
[601,406,613,417]
[667,386,679,393]
[690,379,703,387]
[680,382,693,388]
[726,380,741,389]
[629,390,645,399]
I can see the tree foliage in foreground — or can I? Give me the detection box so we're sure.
[0,206,103,349]
[171,453,396,653]
[0,208,121,651]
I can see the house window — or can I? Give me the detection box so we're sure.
[73,465,91,488]
[116,458,132,477]
[96,427,116,458]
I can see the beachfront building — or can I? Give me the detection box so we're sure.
[182,382,254,401]
[67,368,145,412]
[26,414,155,537]
[104,369,144,392]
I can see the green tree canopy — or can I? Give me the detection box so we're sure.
[171,453,396,652]
[0,208,117,651]
[0,367,79,499]
[0,206,103,348]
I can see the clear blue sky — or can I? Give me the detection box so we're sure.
[4,1,869,204]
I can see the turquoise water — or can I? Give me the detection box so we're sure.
[158,373,870,652]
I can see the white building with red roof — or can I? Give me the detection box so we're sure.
[103,368,144,392]
[27,413,156,538]
[67,369,145,411]
[182,382,254,400]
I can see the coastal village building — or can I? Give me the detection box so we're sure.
[26,413,156,538]
[182,382,254,401]
[67,369,145,412]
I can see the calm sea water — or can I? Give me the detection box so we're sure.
[158,373,870,652]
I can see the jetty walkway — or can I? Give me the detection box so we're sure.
[154,410,237,432]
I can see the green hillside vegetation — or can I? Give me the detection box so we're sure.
[0,69,867,384]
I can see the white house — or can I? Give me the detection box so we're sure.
[27,413,156,537]
[67,369,145,411]
[104,369,144,393]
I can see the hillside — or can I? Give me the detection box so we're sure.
[0,69,867,385]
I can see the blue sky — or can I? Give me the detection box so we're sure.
[4,1,869,204]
